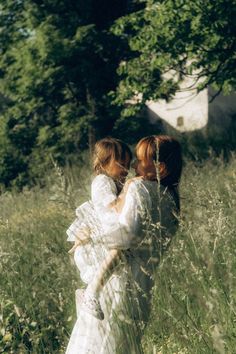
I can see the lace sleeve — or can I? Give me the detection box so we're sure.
[91,174,117,208]
[90,180,150,249]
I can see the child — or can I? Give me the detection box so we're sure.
[67,137,133,320]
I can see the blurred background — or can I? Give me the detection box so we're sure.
[0,1,235,353]
[0,0,235,189]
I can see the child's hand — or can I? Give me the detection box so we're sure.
[68,227,91,254]
[77,226,90,241]
[68,239,82,254]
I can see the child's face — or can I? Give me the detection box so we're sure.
[105,153,131,183]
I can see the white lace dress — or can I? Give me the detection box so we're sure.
[66,174,121,284]
[65,177,179,354]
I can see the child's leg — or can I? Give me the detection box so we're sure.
[81,249,120,320]
[86,249,120,296]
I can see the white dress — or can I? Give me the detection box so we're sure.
[65,178,179,354]
[66,175,120,284]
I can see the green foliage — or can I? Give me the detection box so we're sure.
[142,156,236,353]
[112,108,162,144]
[113,0,236,111]
[0,0,141,187]
[0,165,88,352]
[0,0,235,187]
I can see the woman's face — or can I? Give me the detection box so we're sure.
[133,148,156,178]
[105,153,131,183]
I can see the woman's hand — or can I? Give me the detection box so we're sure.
[123,176,143,192]
[109,177,143,214]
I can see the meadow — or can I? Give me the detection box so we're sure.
[0,155,235,353]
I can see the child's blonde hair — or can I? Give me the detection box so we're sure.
[93,137,132,175]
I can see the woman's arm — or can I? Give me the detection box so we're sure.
[91,180,147,250]
[109,177,143,213]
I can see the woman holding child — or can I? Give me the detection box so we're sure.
[66,135,182,354]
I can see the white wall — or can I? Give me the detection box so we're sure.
[146,76,236,134]
[147,76,208,132]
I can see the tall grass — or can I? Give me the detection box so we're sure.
[0,163,91,353]
[0,155,235,353]
[143,155,236,354]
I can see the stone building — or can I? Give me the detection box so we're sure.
[146,76,236,138]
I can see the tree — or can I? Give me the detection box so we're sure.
[0,0,142,187]
[113,0,236,114]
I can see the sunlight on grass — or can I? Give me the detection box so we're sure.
[1,156,236,353]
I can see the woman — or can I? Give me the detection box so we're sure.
[66,135,182,354]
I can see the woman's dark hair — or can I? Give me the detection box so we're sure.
[136,135,182,186]
[136,135,182,209]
